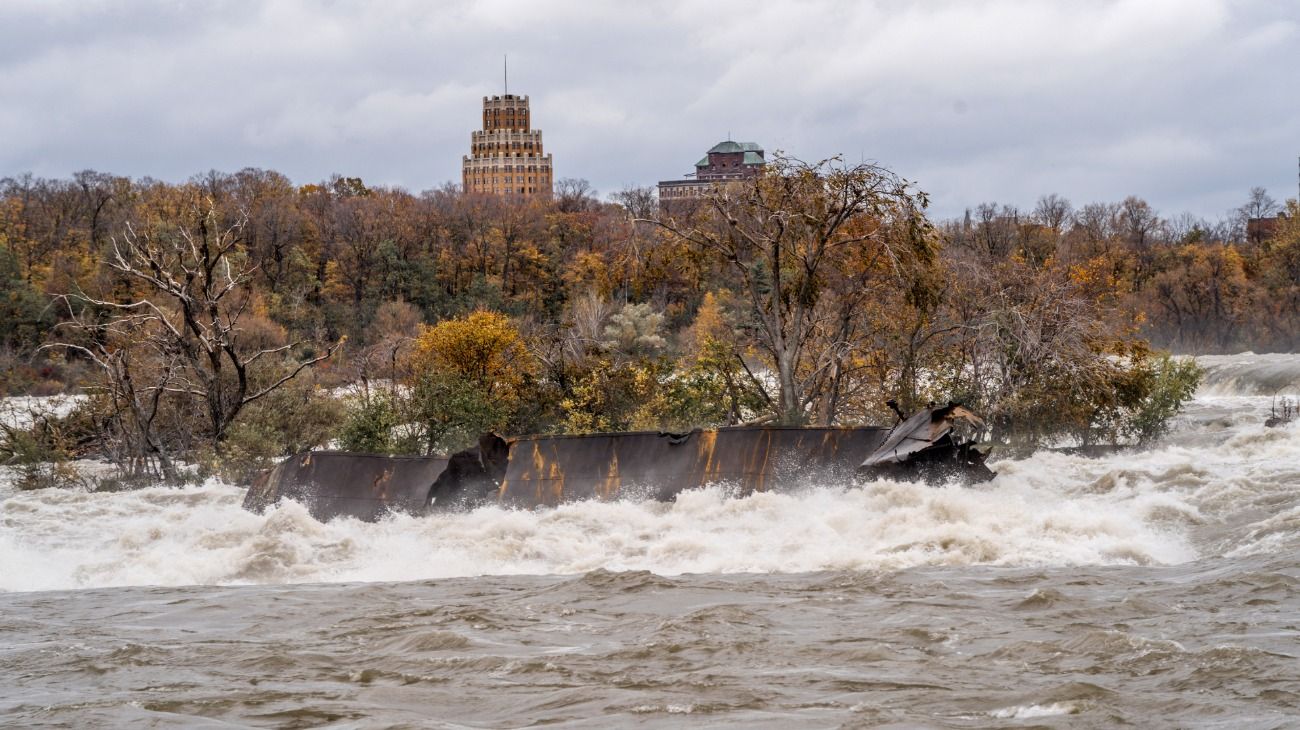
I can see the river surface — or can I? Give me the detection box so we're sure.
[1,354,1298,728]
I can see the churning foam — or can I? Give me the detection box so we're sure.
[3,354,1298,593]
[0,451,1212,592]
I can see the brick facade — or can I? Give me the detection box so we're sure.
[463,94,553,196]
[1247,214,1287,244]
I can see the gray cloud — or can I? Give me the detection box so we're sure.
[1,0,1296,219]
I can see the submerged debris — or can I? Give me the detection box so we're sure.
[858,402,994,483]
[1265,395,1296,428]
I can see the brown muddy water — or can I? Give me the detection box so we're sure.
[1,354,1298,728]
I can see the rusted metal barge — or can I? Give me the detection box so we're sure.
[243,404,992,522]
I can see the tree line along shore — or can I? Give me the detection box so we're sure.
[6,157,1292,488]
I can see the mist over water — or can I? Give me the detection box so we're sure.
[1,354,1298,727]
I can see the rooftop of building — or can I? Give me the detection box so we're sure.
[694,140,765,168]
[707,141,763,154]
[696,152,765,167]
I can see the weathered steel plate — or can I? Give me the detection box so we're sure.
[861,404,983,466]
[497,427,888,508]
[858,404,993,482]
[242,450,449,522]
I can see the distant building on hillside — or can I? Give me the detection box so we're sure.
[462,93,553,196]
[657,140,766,207]
[1246,213,1287,244]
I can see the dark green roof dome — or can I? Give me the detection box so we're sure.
[696,141,766,167]
[706,140,763,154]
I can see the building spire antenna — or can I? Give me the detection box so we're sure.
[504,54,508,96]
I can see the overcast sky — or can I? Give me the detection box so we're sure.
[1,0,1296,219]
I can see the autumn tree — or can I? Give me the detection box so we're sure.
[654,155,938,425]
[0,219,50,358]
[556,301,673,432]
[665,291,766,427]
[1254,201,1300,349]
[51,196,338,472]
[1237,186,1280,227]
[612,185,658,221]
[1033,193,1073,233]
[1148,243,1252,351]
[402,310,534,452]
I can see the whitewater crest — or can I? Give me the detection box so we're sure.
[0,453,1211,591]
[1195,353,1300,396]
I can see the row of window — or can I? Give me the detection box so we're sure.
[464,164,550,174]
[470,152,543,159]
[484,113,528,124]
[469,176,546,184]
[470,186,544,195]
[659,184,708,198]
[474,142,539,151]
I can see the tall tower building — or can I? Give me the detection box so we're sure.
[462,94,553,196]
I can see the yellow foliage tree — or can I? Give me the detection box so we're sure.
[406,310,534,404]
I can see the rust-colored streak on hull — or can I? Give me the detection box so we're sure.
[497,427,888,508]
[242,451,449,522]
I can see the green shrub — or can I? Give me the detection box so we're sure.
[212,376,344,483]
[406,370,502,454]
[338,393,403,454]
[0,404,90,490]
[1121,354,1202,445]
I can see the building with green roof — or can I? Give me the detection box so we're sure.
[659,139,767,211]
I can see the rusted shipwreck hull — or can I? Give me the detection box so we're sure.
[243,404,992,522]
[243,451,449,522]
[494,427,882,509]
